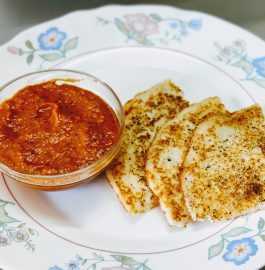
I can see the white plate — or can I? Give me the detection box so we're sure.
[1,5,265,270]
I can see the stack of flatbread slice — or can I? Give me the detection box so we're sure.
[106,80,265,227]
[146,96,228,226]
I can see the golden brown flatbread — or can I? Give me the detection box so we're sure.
[182,104,265,221]
[106,80,189,213]
[146,97,227,226]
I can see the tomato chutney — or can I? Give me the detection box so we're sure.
[0,80,120,175]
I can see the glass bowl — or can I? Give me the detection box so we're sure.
[0,69,124,190]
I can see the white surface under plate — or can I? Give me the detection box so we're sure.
[0,4,265,270]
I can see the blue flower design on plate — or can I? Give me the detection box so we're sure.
[187,19,202,30]
[48,266,63,270]
[67,260,79,270]
[169,21,178,29]
[38,27,67,50]
[222,237,258,265]
[252,56,265,78]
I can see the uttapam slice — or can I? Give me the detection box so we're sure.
[182,104,265,221]
[146,97,227,226]
[106,80,189,214]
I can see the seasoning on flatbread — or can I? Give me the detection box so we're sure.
[146,97,227,226]
[182,104,265,221]
[106,80,189,213]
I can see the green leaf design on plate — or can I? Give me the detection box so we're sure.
[114,18,130,35]
[25,40,33,49]
[259,234,265,241]
[123,257,140,266]
[28,228,34,235]
[213,41,221,49]
[81,259,87,265]
[111,255,137,265]
[208,239,224,259]
[18,223,26,228]
[0,199,14,205]
[63,37,78,53]
[253,79,265,88]
[0,203,19,225]
[224,227,252,237]
[258,217,265,231]
[111,255,125,262]
[39,53,63,61]
[76,255,82,260]
[150,13,161,21]
[143,265,151,270]
[233,59,253,76]
[97,17,109,25]
[134,36,154,46]
[26,53,34,65]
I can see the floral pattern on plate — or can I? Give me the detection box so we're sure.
[98,13,202,46]
[208,216,265,265]
[213,39,265,88]
[0,198,38,251]
[49,253,151,270]
[7,27,78,69]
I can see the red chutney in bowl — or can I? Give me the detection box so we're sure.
[0,80,120,175]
